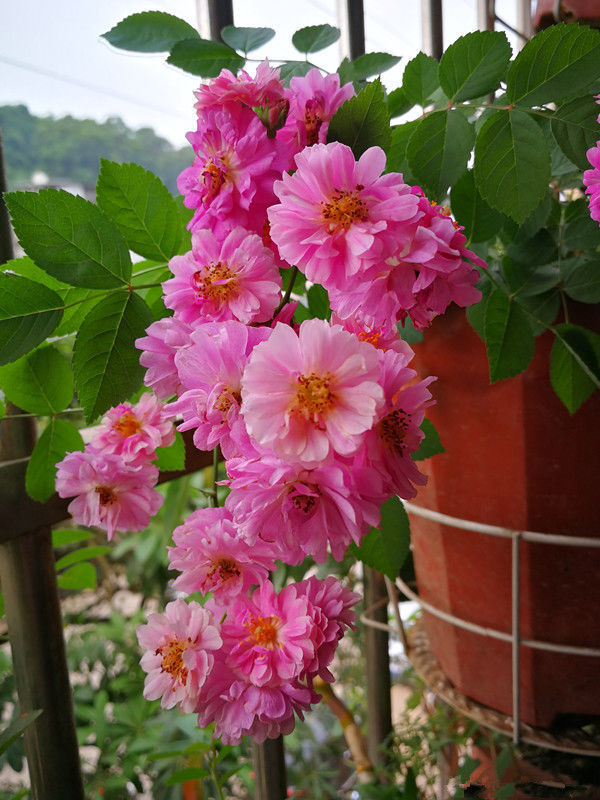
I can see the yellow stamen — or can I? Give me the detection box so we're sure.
[113,410,141,438]
[157,636,193,684]
[294,373,334,420]
[245,615,281,649]
[321,187,368,232]
[192,262,239,305]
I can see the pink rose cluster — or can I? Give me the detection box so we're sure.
[55,394,175,539]
[583,94,600,225]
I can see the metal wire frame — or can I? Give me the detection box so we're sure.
[359,499,600,753]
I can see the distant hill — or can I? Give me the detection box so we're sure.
[0,105,191,195]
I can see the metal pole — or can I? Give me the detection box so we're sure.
[195,0,234,41]
[516,0,532,47]
[477,0,496,31]
[252,738,287,800]
[364,567,392,763]
[337,0,366,61]
[421,0,444,60]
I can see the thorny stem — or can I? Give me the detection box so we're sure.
[210,446,221,508]
[421,100,557,122]
[1,407,83,421]
[209,745,225,800]
[273,265,299,318]
[131,262,168,278]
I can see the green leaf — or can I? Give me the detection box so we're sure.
[97,161,183,261]
[327,79,390,158]
[279,61,313,84]
[167,38,244,78]
[102,12,199,52]
[352,52,401,80]
[474,110,551,223]
[402,52,440,107]
[503,189,552,243]
[506,22,600,107]
[484,288,535,382]
[52,529,91,547]
[155,430,185,471]
[166,767,210,785]
[550,323,600,413]
[563,258,600,303]
[387,87,414,119]
[54,287,99,337]
[0,710,43,756]
[292,24,340,54]
[502,258,560,297]
[0,345,73,414]
[407,110,475,199]
[386,121,419,181]
[26,419,84,502]
[55,545,111,571]
[73,291,153,422]
[506,229,557,267]
[307,284,331,320]
[551,95,600,170]
[562,197,600,251]
[466,275,492,340]
[516,290,560,336]
[221,26,275,54]
[57,562,97,591]
[5,189,132,289]
[439,30,511,102]
[351,496,411,580]
[2,255,64,291]
[412,418,444,461]
[0,273,63,365]
[337,57,355,86]
[450,170,505,242]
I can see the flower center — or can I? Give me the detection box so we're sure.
[290,489,319,514]
[192,262,239,305]
[246,615,281,649]
[158,636,192,684]
[113,410,141,438]
[202,161,227,202]
[294,373,334,419]
[304,94,326,146]
[321,187,368,232]
[378,409,409,450]
[214,388,242,414]
[95,485,116,506]
[357,329,382,348]
[209,557,241,583]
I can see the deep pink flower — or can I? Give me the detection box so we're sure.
[330,312,412,356]
[168,507,277,602]
[584,142,600,224]
[267,142,421,285]
[167,321,271,458]
[93,393,175,463]
[359,348,435,498]
[222,581,315,687]
[55,449,162,539]
[177,108,279,236]
[137,599,222,712]
[135,317,192,400]
[225,453,382,563]
[296,576,360,682]
[241,319,384,465]
[278,68,354,156]
[163,227,282,326]
[194,60,285,117]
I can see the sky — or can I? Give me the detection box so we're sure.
[0,0,523,148]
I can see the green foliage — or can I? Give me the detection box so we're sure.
[5,189,132,289]
[328,79,390,158]
[402,52,440,107]
[102,11,199,52]
[0,710,43,756]
[351,52,401,80]
[386,87,413,119]
[412,419,444,461]
[307,284,331,320]
[26,419,84,501]
[563,258,600,303]
[550,324,600,413]
[439,30,511,102]
[221,26,275,54]
[96,160,183,261]
[73,291,153,422]
[155,430,186,471]
[386,121,419,180]
[407,110,475,199]
[278,61,312,83]
[351,496,410,580]
[474,110,551,223]
[0,345,73,414]
[0,273,63,364]
[57,562,98,590]
[484,289,535,382]
[292,24,340,54]
[551,95,600,170]
[506,22,600,107]
[450,170,505,242]
[167,38,244,77]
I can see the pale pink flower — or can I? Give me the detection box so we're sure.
[279,68,354,153]
[135,317,192,400]
[55,449,162,539]
[222,581,315,687]
[163,227,282,326]
[136,599,222,713]
[330,312,412,356]
[167,321,271,458]
[584,142,600,224]
[168,507,277,603]
[296,576,360,682]
[267,142,421,286]
[177,108,279,236]
[360,348,435,498]
[225,453,382,563]
[93,393,175,463]
[241,319,384,465]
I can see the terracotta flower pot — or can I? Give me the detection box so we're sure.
[408,304,600,729]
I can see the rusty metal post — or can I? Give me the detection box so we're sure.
[0,131,85,799]
[364,567,392,763]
